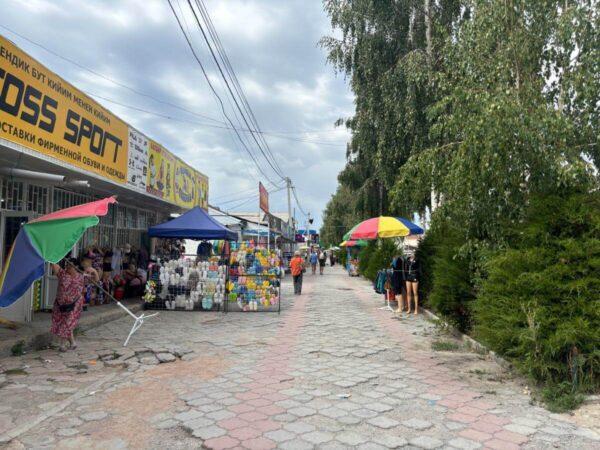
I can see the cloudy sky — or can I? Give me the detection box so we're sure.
[1,0,353,227]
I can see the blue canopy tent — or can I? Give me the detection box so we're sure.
[148,207,237,240]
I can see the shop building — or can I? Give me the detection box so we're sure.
[0,34,208,322]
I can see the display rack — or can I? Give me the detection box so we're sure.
[225,273,281,313]
[144,254,229,312]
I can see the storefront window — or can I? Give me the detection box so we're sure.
[27,184,48,215]
[1,179,24,211]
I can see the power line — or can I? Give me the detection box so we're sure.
[86,92,345,147]
[184,0,285,182]
[0,24,347,138]
[166,0,279,186]
[194,0,285,178]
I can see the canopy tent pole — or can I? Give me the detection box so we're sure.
[68,262,158,347]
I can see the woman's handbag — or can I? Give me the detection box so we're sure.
[58,301,76,313]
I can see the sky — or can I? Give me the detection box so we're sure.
[0,0,353,228]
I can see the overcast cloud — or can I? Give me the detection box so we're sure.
[1,0,352,227]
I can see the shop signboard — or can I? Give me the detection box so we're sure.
[0,35,128,183]
[174,158,209,210]
[127,127,148,191]
[195,171,209,210]
[146,140,176,202]
[259,182,269,213]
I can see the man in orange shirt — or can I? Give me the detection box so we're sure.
[290,251,305,295]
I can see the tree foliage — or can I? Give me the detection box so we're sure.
[474,191,600,402]
[321,0,600,408]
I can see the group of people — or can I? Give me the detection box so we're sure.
[308,249,332,275]
[290,247,336,295]
[390,252,420,315]
[50,242,149,352]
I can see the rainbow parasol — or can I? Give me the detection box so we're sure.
[340,240,369,247]
[0,197,116,307]
[343,216,424,241]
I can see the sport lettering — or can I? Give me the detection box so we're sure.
[0,67,57,132]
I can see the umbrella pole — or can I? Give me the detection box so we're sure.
[68,262,158,346]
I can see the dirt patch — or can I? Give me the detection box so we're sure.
[572,401,600,433]
[142,354,229,381]
[77,380,179,449]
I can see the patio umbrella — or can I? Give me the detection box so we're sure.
[340,240,369,247]
[0,197,116,307]
[343,216,424,241]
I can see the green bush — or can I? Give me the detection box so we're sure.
[357,241,374,275]
[417,218,476,332]
[363,239,398,281]
[474,191,600,400]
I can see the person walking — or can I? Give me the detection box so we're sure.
[50,259,98,351]
[405,253,420,314]
[290,251,305,295]
[318,250,327,275]
[309,250,318,275]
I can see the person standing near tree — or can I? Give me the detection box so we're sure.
[405,253,420,314]
[290,251,305,295]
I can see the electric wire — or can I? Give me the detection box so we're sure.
[184,0,286,182]
[194,0,285,178]
[166,0,279,186]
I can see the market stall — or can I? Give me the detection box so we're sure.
[144,207,236,312]
[227,241,281,313]
[340,240,368,276]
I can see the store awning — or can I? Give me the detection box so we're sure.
[148,206,237,240]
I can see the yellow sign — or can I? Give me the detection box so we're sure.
[196,171,209,210]
[0,35,128,183]
[147,141,176,202]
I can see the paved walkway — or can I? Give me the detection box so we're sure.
[0,267,598,449]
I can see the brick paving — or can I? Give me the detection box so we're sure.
[0,267,598,449]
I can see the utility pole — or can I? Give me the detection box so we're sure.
[286,177,292,228]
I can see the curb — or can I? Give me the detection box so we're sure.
[0,302,143,358]
[420,307,512,370]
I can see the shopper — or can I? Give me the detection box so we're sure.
[405,253,420,314]
[391,254,406,315]
[290,251,305,295]
[318,250,327,275]
[329,251,335,267]
[309,250,318,275]
[50,258,97,351]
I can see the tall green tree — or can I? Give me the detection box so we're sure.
[392,0,599,245]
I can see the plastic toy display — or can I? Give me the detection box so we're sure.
[227,241,281,313]
[144,256,227,311]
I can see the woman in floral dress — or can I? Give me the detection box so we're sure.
[50,259,98,351]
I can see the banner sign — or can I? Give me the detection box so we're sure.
[259,182,269,213]
[147,140,175,202]
[0,35,128,183]
[0,35,209,209]
[147,141,209,210]
[127,127,148,191]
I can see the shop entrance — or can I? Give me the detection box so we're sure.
[0,211,36,322]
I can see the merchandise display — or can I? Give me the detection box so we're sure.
[144,256,227,311]
[227,241,281,312]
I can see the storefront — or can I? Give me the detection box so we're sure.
[0,34,209,322]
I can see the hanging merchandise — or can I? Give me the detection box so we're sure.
[144,255,228,311]
[227,241,281,313]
